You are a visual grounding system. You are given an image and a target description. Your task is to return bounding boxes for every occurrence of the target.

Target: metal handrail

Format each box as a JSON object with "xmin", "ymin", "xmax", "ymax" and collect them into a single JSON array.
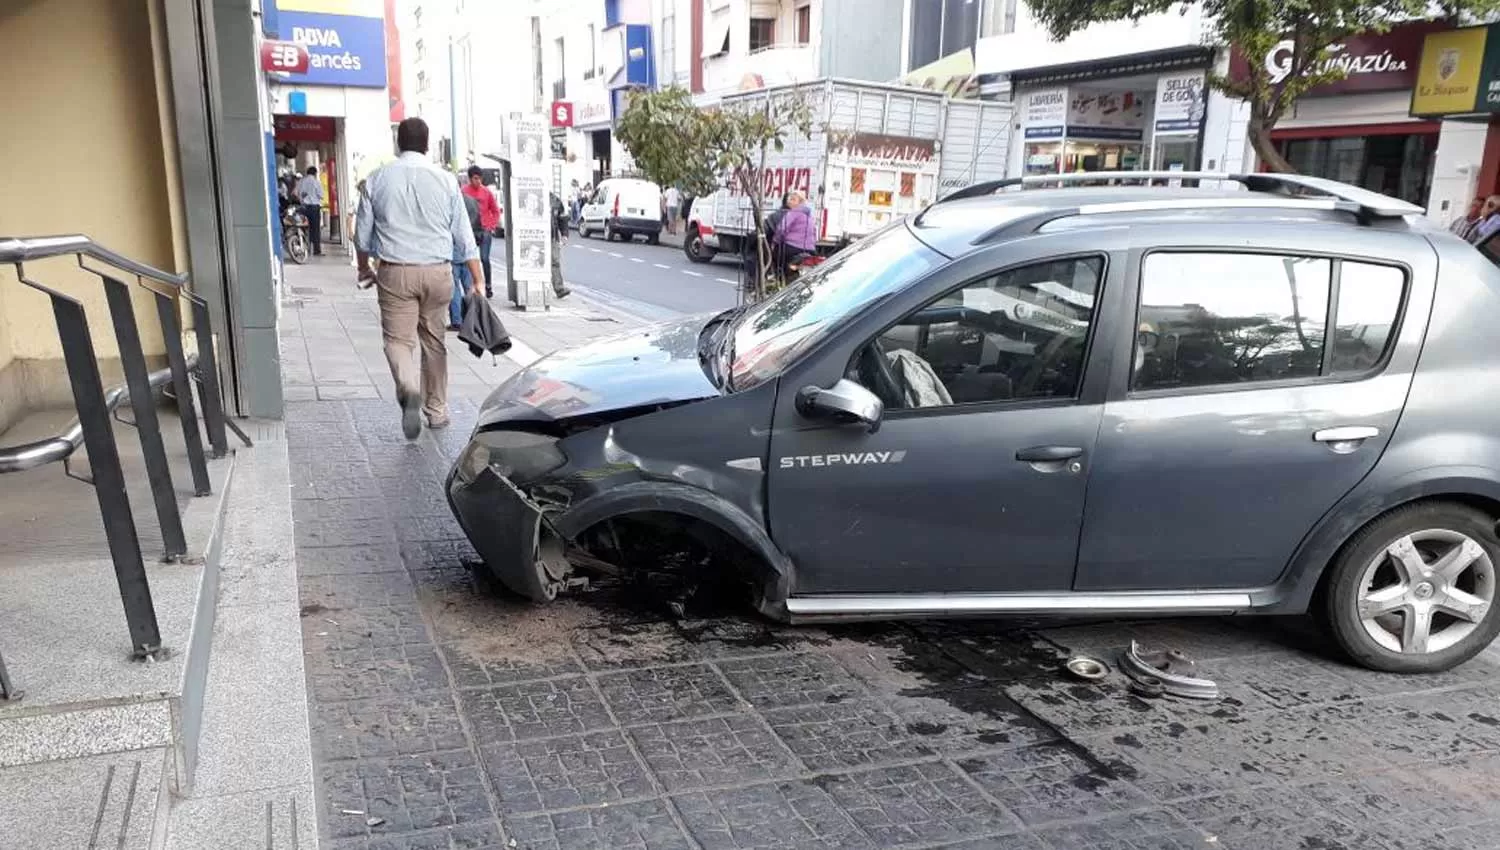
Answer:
[
  {"xmin": 0, "ymin": 355, "xmax": 196, "ymax": 474},
  {"xmin": 0, "ymin": 235, "xmax": 188, "ymax": 288}
]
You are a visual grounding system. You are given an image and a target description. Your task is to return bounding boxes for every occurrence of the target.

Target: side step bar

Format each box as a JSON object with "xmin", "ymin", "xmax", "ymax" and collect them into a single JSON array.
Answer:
[{"xmin": 785, "ymin": 591, "xmax": 1253, "ymax": 619}]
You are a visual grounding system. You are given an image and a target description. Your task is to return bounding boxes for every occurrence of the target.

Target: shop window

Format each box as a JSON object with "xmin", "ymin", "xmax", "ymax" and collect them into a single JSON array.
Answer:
[
  {"xmin": 750, "ymin": 17, "xmax": 776, "ymax": 51},
  {"xmin": 1275, "ymin": 132, "xmax": 1436, "ymax": 206}
]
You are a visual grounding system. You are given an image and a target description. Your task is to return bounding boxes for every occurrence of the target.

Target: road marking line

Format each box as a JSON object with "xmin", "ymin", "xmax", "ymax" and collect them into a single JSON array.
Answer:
[
  {"xmin": 683, "ymin": 270, "xmax": 703, "ymax": 277},
  {"xmin": 653, "ymin": 263, "xmax": 670, "ymax": 269},
  {"xmin": 504, "ymin": 337, "xmax": 543, "ymax": 369},
  {"xmin": 716, "ymin": 277, "xmax": 735, "ymax": 284},
  {"xmin": 609, "ymin": 252, "xmax": 623, "ymax": 258},
  {"xmin": 589, "ymin": 248, "xmax": 601, "ymax": 253},
  {"xmin": 630, "ymin": 257, "xmax": 644, "ymax": 263}
]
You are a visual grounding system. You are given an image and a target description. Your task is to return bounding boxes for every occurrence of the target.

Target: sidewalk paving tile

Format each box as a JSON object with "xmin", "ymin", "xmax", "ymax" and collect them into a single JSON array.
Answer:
[{"xmin": 280, "ymin": 255, "xmax": 1500, "ymax": 848}]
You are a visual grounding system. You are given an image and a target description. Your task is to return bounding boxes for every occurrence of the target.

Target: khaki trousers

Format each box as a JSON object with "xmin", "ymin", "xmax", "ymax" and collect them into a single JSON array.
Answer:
[{"xmin": 375, "ymin": 263, "xmax": 451, "ymax": 421}]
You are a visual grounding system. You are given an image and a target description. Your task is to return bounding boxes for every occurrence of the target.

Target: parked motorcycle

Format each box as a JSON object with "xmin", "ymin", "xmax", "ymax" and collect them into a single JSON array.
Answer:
[{"xmin": 282, "ymin": 207, "xmax": 311, "ymax": 264}]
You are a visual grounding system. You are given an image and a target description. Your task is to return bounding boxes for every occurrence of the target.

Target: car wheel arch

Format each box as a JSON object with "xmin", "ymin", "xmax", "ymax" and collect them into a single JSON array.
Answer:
[
  {"xmin": 550, "ymin": 481, "xmax": 794, "ymax": 619},
  {"xmin": 1266, "ymin": 468, "xmax": 1500, "ymax": 615}
]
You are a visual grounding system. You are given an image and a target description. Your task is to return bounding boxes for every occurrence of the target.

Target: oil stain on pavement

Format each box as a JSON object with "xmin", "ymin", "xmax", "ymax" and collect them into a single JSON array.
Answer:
[{"xmin": 289, "ymin": 399, "xmax": 1500, "ymax": 850}]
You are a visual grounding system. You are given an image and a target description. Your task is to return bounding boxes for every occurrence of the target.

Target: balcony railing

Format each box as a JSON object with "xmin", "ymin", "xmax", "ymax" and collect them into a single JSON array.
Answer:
[{"xmin": 0, "ymin": 234, "xmax": 240, "ymax": 666}]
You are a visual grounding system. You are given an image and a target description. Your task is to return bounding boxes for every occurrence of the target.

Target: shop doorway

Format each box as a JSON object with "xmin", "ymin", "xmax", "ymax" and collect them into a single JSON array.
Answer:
[
  {"xmin": 273, "ymin": 115, "xmax": 345, "ymax": 248},
  {"xmin": 1151, "ymin": 136, "xmax": 1199, "ymax": 172},
  {"xmin": 589, "ymin": 129, "xmax": 612, "ymax": 183}
]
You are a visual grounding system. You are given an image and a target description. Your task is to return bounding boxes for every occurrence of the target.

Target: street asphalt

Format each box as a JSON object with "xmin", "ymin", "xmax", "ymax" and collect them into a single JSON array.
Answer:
[{"xmin": 549, "ymin": 230, "xmax": 743, "ymax": 321}]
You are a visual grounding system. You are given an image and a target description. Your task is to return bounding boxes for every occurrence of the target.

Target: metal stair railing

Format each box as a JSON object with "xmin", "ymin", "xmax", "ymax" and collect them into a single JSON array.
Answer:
[{"xmin": 0, "ymin": 235, "xmax": 238, "ymax": 661}]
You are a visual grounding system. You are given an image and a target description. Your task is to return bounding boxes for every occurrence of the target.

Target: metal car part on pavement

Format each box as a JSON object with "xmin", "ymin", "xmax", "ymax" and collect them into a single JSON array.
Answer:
[
  {"xmin": 1119, "ymin": 640, "xmax": 1219, "ymax": 701},
  {"xmin": 1064, "ymin": 655, "xmax": 1109, "ymax": 682}
]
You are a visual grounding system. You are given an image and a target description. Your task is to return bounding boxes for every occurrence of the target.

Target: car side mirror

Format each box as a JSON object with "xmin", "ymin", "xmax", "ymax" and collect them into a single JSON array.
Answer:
[{"xmin": 796, "ymin": 379, "xmax": 883, "ymax": 432}]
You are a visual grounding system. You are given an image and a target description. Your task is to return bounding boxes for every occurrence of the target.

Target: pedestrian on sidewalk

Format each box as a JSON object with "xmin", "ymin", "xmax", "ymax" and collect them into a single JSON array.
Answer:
[
  {"xmin": 295, "ymin": 165, "xmax": 325, "ymax": 256},
  {"xmin": 450, "ymin": 187, "xmax": 483, "ymax": 330},
  {"xmin": 664, "ymin": 185, "xmax": 681, "ymax": 235},
  {"xmin": 1469, "ymin": 195, "xmax": 1500, "ymax": 244},
  {"xmin": 551, "ymin": 191, "xmax": 572, "ymax": 300},
  {"xmin": 355, "ymin": 117, "xmax": 482, "ymax": 440},
  {"xmin": 1450, "ymin": 196, "xmax": 1484, "ymax": 241},
  {"xmin": 462, "ymin": 166, "xmax": 501, "ymax": 298}
]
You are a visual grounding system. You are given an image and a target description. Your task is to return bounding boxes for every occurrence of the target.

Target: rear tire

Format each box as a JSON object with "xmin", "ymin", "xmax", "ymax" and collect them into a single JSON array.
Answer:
[
  {"xmin": 1322, "ymin": 501, "xmax": 1500, "ymax": 673},
  {"xmin": 647, "ymin": 232, "xmax": 660, "ymax": 246}
]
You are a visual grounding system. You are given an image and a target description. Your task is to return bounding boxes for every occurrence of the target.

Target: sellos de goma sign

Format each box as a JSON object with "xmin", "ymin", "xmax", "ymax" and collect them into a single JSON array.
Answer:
[{"xmin": 1229, "ymin": 19, "xmax": 1452, "ymax": 97}]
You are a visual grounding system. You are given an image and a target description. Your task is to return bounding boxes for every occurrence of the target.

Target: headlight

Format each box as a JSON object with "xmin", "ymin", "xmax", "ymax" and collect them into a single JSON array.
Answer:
[{"xmin": 455, "ymin": 430, "xmax": 566, "ymax": 485}]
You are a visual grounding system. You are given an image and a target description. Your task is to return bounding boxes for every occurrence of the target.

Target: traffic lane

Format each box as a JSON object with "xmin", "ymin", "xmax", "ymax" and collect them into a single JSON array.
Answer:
[{"xmin": 558, "ymin": 235, "xmax": 742, "ymax": 319}]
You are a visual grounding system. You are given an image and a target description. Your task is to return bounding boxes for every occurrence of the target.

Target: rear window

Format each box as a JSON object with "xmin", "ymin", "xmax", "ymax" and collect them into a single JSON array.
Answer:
[{"xmin": 1133, "ymin": 252, "xmax": 1405, "ymax": 393}]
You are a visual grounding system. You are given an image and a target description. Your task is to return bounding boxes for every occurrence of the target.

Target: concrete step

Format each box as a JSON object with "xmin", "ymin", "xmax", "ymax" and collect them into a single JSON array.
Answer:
[
  {"xmin": 0, "ymin": 748, "xmax": 169, "ymax": 849},
  {"xmin": 0, "ymin": 407, "xmax": 236, "ymax": 847}
]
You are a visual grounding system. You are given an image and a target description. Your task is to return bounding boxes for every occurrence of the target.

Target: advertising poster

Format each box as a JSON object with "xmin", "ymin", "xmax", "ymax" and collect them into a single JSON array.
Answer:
[
  {"xmin": 507, "ymin": 114, "xmax": 552, "ymax": 293},
  {"xmin": 1154, "ymin": 72, "xmax": 1207, "ymax": 134},
  {"xmin": 513, "ymin": 176, "xmax": 548, "ymax": 223},
  {"xmin": 1066, "ymin": 88, "xmax": 1150, "ymax": 140}
]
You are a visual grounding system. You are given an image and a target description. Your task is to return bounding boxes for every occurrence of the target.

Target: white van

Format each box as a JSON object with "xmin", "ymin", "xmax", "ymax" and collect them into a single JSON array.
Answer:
[{"xmin": 579, "ymin": 178, "xmax": 663, "ymax": 244}]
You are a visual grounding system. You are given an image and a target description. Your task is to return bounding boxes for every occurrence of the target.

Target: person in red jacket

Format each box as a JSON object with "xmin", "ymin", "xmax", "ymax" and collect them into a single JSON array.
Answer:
[{"xmin": 463, "ymin": 166, "xmax": 502, "ymax": 297}]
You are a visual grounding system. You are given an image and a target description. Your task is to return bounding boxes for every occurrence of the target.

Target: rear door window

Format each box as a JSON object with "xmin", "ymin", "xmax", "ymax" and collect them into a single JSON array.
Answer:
[{"xmin": 1134, "ymin": 252, "xmax": 1405, "ymax": 393}]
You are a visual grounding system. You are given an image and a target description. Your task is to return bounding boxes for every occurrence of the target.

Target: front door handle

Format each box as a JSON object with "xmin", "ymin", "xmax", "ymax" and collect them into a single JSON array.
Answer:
[{"xmin": 1015, "ymin": 445, "xmax": 1084, "ymax": 463}]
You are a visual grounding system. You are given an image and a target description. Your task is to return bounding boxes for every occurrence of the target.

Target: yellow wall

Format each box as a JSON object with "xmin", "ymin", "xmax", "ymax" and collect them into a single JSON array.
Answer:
[{"xmin": 0, "ymin": 0, "xmax": 183, "ymax": 364}]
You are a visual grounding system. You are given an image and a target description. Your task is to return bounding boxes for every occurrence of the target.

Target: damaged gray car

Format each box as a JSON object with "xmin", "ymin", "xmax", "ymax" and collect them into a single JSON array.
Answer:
[{"xmin": 448, "ymin": 171, "xmax": 1500, "ymax": 674}]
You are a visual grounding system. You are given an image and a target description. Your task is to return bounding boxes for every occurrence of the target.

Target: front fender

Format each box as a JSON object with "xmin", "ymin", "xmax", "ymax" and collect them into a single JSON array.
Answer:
[
  {"xmin": 551, "ymin": 481, "xmax": 794, "ymax": 620},
  {"xmin": 1256, "ymin": 466, "xmax": 1500, "ymax": 613}
]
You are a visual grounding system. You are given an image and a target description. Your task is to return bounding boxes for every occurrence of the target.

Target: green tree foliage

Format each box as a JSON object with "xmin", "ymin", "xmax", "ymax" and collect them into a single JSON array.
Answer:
[
  {"xmin": 616, "ymin": 85, "xmax": 814, "ymax": 299},
  {"xmin": 1027, "ymin": 0, "xmax": 1481, "ymax": 172}
]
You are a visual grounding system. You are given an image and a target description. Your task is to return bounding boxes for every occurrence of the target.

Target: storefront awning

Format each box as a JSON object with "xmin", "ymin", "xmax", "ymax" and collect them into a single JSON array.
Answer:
[{"xmin": 1009, "ymin": 46, "xmax": 1215, "ymax": 88}]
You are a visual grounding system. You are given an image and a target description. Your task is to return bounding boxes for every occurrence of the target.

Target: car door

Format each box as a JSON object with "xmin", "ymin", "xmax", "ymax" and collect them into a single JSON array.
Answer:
[
  {"xmin": 1073, "ymin": 225, "xmax": 1434, "ymax": 592},
  {"xmin": 583, "ymin": 186, "xmax": 608, "ymax": 229},
  {"xmin": 766, "ymin": 236, "xmax": 1128, "ymax": 596}
]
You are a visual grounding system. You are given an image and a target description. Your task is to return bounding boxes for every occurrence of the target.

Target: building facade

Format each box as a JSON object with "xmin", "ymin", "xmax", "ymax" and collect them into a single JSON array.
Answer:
[{"xmin": 971, "ymin": 5, "xmax": 1488, "ymax": 225}]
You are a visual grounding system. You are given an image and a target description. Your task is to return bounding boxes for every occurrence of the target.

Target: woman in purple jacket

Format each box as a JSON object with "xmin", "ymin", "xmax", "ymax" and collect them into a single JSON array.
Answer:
[{"xmin": 772, "ymin": 191, "xmax": 816, "ymax": 276}]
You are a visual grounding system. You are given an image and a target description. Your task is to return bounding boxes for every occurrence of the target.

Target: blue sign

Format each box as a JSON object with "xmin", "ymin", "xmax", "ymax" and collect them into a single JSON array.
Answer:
[
  {"xmin": 288, "ymin": 91, "xmax": 308, "ymax": 114},
  {"xmin": 278, "ymin": 11, "xmax": 386, "ymax": 88}
]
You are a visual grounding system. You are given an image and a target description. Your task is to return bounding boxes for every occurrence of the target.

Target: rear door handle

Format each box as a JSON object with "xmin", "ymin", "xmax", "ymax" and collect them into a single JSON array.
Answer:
[
  {"xmin": 1313, "ymin": 426, "xmax": 1379, "ymax": 443},
  {"xmin": 1015, "ymin": 445, "xmax": 1085, "ymax": 463},
  {"xmin": 1313, "ymin": 426, "xmax": 1379, "ymax": 454}
]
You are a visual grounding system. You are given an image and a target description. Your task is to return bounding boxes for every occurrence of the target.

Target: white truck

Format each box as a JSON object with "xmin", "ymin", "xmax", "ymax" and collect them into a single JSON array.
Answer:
[{"xmin": 683, "ymin": 79, "xmax": 1013, "ymax": 264}]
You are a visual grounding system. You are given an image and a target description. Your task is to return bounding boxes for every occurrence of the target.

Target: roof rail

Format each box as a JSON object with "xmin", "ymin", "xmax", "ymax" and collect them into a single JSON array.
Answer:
[{"xmin": 936, "ymin": 170, "xmax": 1422, "ymax": 224}]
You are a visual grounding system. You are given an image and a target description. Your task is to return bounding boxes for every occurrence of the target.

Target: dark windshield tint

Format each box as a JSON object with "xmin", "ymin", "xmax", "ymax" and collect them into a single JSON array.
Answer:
[{"xmin": 729, "ymin": 224, "xmax": 944, "ymax": 390}]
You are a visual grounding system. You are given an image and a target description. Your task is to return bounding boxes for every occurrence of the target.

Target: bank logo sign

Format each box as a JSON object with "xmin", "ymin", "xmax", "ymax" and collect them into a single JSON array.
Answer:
[{"xmin": 269, "ymin": 0, "xmax": 387, "ymax": 88}]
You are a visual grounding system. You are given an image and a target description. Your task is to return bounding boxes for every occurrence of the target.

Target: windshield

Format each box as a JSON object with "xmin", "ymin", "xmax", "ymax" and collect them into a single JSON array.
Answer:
[{"xmin": 728, "ymin": 224, "xmax": 944, "ymax": 390}]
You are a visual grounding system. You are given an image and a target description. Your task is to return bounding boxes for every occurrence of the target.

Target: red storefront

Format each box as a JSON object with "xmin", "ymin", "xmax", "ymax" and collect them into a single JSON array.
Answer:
[{"xmin": 1230, "ymin": 20, "xmax": 1452, "ymax": 206}]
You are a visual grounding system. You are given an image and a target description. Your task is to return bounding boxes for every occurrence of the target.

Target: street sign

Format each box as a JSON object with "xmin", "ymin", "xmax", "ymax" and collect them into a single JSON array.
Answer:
[
  {"xmin": 551, "ymin": 101, "xmax": 574, "ymax": 128},
  {"xmin": 260, "ymin": 40, "xmax": 310, "ymax": 75}
]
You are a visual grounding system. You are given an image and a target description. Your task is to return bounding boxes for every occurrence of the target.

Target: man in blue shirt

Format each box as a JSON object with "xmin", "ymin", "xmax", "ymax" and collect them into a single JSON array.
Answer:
[{"xmin": 355, "ymin": 118, "xmax": 482, "ymax": 439}]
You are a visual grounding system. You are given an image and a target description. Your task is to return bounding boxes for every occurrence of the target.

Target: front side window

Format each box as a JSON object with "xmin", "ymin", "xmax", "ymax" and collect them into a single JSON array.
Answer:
[
  {"xmin": 854, "ymin": 256, "xmax": 1103, "ymax": 410},
  {"xmin": 1134, "ymin": 252, "xmax": 1404, "ymax": 392}
]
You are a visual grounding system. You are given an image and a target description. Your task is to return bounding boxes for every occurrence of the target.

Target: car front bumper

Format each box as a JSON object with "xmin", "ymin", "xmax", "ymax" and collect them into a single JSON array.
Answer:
[{"xmin": 446, "ymin": 465, "xmax": 564, "ymax": 601}]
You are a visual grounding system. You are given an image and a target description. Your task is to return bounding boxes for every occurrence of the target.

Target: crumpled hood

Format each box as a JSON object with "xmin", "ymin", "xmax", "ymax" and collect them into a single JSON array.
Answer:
[{"xmin": 475, "ymin": 313, "xmax": 721, "ymax": 427}]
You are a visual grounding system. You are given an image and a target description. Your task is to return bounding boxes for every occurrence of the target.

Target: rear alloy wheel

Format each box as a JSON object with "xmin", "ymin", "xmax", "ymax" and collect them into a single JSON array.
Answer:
[{"xmin": 1324, "ymin": 502, "xmax": 1500, "ymax": 672}]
